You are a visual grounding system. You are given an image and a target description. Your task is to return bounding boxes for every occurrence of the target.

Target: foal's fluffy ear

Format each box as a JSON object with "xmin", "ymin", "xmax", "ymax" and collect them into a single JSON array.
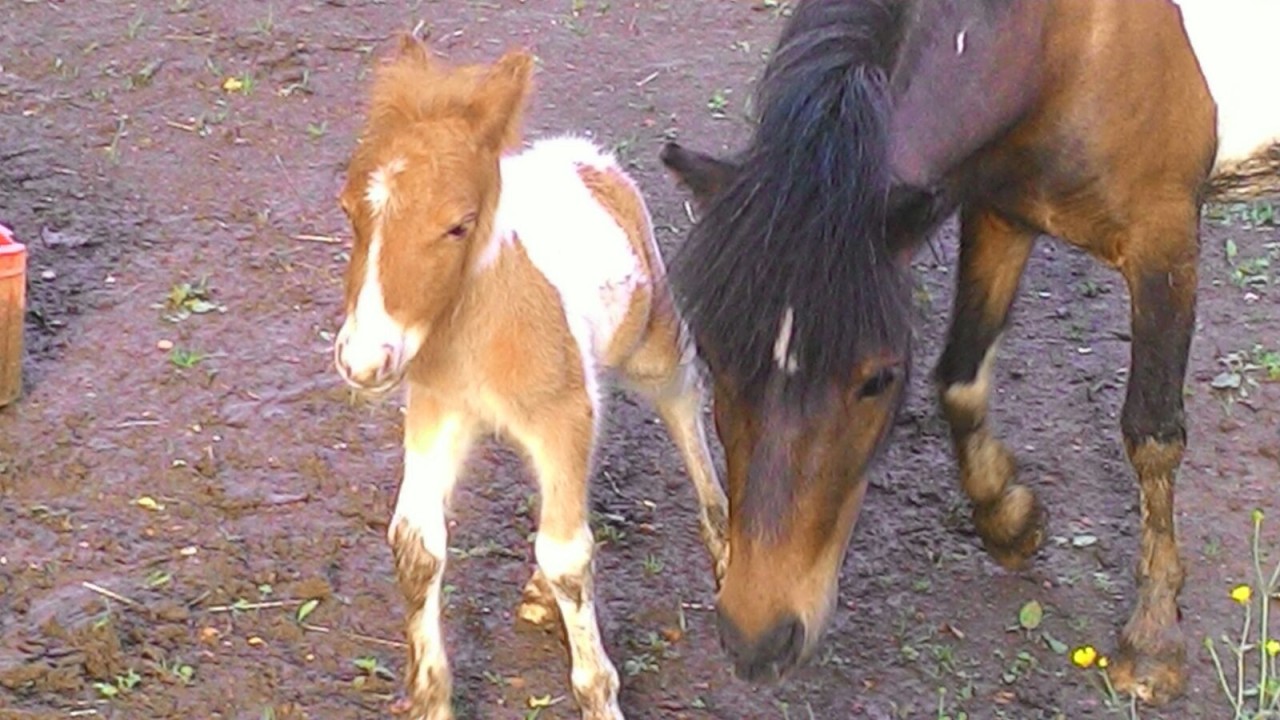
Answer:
[
  {"xmin": 394, "ymin": 32, "xmax": 432, "ymax": 65},
  {"xmin": 469, "ymin": 49, "xmax": 535, "ymax": 152},
  {"xmin": 659, "ymin": 142, "xmax": 738, "ymax": 209}
]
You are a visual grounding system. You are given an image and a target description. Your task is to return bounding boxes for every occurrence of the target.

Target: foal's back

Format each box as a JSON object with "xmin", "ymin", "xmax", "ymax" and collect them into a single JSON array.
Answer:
[{"xmin": 488, "ymin": 136, "xmax": 666, "ymax": 375}]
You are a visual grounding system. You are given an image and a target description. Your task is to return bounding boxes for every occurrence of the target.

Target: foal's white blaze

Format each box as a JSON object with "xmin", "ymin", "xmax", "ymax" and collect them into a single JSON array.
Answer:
[
  {"xmin": 365, "ymin": 158, "xmax": 406, "ymax": 217},
  {"xmin": 1174, "ymin": 1, "xmax": 1280, "ymax": 173},
  {"xmin": 772, "ymin": 305, "xmax": 798, "ymax": 375},
  {"xmin": 336, "ymin": 160, "xmax": 424, "ymax": 388}
]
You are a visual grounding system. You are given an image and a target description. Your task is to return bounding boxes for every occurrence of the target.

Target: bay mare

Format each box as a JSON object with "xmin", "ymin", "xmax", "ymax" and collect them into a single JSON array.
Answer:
[{"xmin": 660, "ymin": 0, "xmax": 1280, "ymax": 705}]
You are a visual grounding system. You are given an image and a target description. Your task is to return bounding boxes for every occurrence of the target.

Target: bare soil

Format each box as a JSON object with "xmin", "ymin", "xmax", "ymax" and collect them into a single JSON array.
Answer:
[{"xmin": 2, "ymin": 2, "xmax": 1277, "ymax": 719}]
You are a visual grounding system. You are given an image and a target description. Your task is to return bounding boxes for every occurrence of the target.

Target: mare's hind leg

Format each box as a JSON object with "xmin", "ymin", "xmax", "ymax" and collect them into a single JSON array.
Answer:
[
  {"xmin": 510, "ymin": 394, "xmax": 622, "ymax": 720},
  {"xmin": 1106, "ymin": 219, "xmax": 1198, "ymax": 705},
  {"xmin": 389, "ymin": 384, "xmax": 476, "ymax": 720},
  {"xmin": 621, "ymin": 310, "xmax": 729, "ymax": 587},
  {"xmin": 935, "ymin": 207, "xmax": 1043, "ymax": 569}
]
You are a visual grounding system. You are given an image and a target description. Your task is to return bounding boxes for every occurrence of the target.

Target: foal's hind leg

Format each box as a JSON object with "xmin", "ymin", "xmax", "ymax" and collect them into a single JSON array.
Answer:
[
  {"xmin": 510, "ymin": 394, "xmax": 623, "ymax": 720},
  {"xmin": 1106, "ymin": 219, "xmax": 1198, "ymax": 705},
  {"xmin": 935, "ymin": 207, "xmax": 1043, "ymax": 568},
  {"xmin": 621, "ymin": 312, "xmax": 729, "ymax": 587},
  {"xmin": 389, "ymin": 385, "xmax": 476, "ymax": 720}
]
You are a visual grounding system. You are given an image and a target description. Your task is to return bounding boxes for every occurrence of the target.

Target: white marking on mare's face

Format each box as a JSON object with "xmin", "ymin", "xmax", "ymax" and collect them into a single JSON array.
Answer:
[
  {"xmin": 772, "ymin": 305, "xmax": 799, "ymax": 375},
  {"xmin": 955, "ymin": 29, "xmax": 967, "ymax": 55}
]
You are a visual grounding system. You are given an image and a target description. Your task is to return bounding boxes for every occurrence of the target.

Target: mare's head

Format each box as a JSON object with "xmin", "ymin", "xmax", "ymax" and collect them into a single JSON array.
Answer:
[
  {"xmin": 333, "ymin": 37, "xmax": 533, "ymax": 392},
  {"xmin": 658, "ymin": 14, "xmax": 913, "ymax": 676},
  {"xmin": 661, "ymin": 136, "xmax": 911, "ymax": 683}
]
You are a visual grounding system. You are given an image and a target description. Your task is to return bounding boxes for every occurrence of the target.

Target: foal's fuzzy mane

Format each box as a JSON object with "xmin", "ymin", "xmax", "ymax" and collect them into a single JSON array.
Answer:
[
  {"xmin": 669, "ymin": 0, "xmax": 911, "ymax": 407},
  {"xmin": 359, "ymin": 38, "xmax": 528, "ymax": 153}
]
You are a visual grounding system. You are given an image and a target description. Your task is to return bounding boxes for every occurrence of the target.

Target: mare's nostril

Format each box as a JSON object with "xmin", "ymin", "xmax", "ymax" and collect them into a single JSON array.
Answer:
[
  {"xmin": 717, "ymin": 610, "xmax": 805, "ymax": 683},
  {"xmin": 716, "ymin": 608, "xmax": 745, "ymax": 659},
  {"xmin": 768, "ymin": 616, "xmax": 805, "ymax": 669}
]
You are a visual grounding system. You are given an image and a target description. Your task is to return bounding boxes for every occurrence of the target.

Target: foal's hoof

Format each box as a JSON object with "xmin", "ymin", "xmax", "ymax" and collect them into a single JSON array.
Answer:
[
  {"xmin": 516, "ymin": 571, "xmax": 559, "ymax": 628},
  {"xmin": 389, "ymin": 694, "xmax": 455, "ymax": 720},
  {"xmin": 701, "ymin": 524, "xmax": 729, "ymax": 590},
  {"xmin": 973, "ymin": 484, "xmax": 1046, "ymax": 570}
]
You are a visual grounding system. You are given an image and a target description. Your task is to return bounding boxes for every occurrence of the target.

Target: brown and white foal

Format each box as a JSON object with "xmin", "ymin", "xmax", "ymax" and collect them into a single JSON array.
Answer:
[{"xmin": 331, "ymin": 37, "xmax": 728, "ymax": 720}]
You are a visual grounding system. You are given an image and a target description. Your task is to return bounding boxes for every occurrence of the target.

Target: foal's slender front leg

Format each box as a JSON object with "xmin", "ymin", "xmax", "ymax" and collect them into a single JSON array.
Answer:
[
  {"xmin": 1107, "ymin": 228, "xmax": 1198, "ymax": 705},
  {"xmin": 934, "ymin": 207, "xmax": 1043, "ymax": 568},
  {"xmin": 389, "ymin": 384, "xmax": 475, "ymax": 720},
  {"xmin": 512, "ymin": 394, "xmax": 623, "ymax": 720}
]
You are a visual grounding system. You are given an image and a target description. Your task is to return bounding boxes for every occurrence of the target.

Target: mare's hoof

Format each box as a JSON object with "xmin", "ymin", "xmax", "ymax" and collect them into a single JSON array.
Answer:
[
  {"xmin": 974, "ymin": 483, "xmax": 1046, "ymax": 570},
  {"xmin": 1108, "ymin": 646, "xmax": 1187, "ymax": 706},
  {"xmin": 1109, "ymin": 620, "xmax": 1188, "ymax": 706}
]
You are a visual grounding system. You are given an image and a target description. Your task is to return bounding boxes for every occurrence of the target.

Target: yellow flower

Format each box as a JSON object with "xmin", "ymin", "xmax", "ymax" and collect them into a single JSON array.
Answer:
[
  {"xmin": 1266, "ymin": 639, "xmax": 1280, "ymax": 658},
  {"xmin": 222, "ymin": 76, "xmax": 244, "ymax": 93},
  {"xmin": 1230, "ymin": 584, "xmax": 1252, "ymax": 604},
  {"xmin": 1072, "ymin": 645, "xmax": 1098, "ymax": 668},
  {"xmin": 1097, "ymin": 655, "xmax": 1109, "ymax": 669}
]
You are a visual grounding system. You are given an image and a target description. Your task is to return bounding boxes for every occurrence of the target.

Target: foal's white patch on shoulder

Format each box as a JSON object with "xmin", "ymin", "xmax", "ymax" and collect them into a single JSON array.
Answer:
[
  {"xmin": 772, "ymin": 306, "xmax": 799, "ymax": 375},
  {"xmin": 1173, "ymin": 1, "xmax": 1280, "ymax": 173},
  {"xmin": 365, "ymin": 158, "xmax": 407, "ymax": 216},
  {"xmin": 484, "ymin": 135, "xmax": 650, "ymax": 382}
]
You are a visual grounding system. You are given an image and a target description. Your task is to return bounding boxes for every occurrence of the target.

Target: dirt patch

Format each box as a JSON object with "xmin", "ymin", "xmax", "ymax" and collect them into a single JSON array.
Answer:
[
  {"xmin": 1, "ymin": 2, "xmax": 1277, "ymax": 719},
  {"xmin": 0, "ymin": 121, "xmax": 151, "ymax": 382}
]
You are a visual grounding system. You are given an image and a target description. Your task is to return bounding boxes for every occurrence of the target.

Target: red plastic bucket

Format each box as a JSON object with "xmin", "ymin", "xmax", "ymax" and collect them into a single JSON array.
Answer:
[{"xmin": 0, "ymin": 223, "xmax": 26, "ymax": 407}]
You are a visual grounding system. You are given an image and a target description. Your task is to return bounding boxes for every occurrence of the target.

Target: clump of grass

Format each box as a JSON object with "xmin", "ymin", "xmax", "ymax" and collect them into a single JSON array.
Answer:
[
  {"xmin": 1070, "ymin": 509, "xmax": 1279, "ymax": 718},
  {"xmin": 1205, "ymin": 509, "xmax": 1280, "ymax": 719}
]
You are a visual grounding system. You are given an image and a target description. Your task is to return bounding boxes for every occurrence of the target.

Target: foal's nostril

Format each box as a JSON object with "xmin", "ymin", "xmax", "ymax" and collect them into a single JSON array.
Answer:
[
  {"xmin": 379, "ymin": 343, "xmax": 398, "ymax": 378},
  {"xmin": 333, "ymin": 339, "xmax": 349, "ymax": 375}
]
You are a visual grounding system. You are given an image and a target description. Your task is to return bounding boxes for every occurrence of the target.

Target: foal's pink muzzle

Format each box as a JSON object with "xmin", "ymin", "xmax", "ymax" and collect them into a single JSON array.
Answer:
[{"xmin": 333, "ymin": 318, "xmax": 407, "ymax": 393}]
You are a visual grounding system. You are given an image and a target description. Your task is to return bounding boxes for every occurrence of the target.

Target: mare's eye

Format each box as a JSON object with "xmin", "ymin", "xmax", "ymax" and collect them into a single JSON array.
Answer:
[
  {"xmin": 859, "ymin": 368, "xmax": 897, "ymax": 399},
  {"xmin": 446, "ymin": 224, "xmax": 468, "ymax": 239}
]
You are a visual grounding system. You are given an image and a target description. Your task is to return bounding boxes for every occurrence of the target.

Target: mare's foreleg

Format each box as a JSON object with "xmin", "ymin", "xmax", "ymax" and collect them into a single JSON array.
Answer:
[
  {"xmin": 1107, "ymin": 220, "xmax": 1198, "ymax": 705},
  {"xmin": 934, "ymin": 206, "xmax": 1043, "ymax": 568}
]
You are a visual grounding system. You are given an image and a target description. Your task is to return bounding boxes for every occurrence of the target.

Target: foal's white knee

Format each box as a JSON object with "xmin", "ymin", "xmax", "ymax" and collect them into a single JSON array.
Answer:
[{"xmin": 535, "ymin": 524, "xmax": 595, "ymax": 589}]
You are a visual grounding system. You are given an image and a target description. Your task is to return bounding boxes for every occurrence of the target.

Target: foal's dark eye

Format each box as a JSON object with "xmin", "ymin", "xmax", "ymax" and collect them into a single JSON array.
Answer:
[
  {"xmin": 445, "ymin": 224, "xmax": 469, "ymax": 239},
  {"xmin": 859, "ymin": 368, "xmax": 897, "ymax": 399}
]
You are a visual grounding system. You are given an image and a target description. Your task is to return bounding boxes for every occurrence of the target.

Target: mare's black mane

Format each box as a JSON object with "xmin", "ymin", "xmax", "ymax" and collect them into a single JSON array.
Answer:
[{"xmin": 669, "ymin": 0, "xmax": 914, "ymax": 407}]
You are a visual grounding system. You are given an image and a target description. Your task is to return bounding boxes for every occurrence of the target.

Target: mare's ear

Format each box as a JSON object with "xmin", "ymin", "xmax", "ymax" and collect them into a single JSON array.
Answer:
[
  {"xmin": 659, "ymin": 142, "xmax": 739, "ymax": 209},
  {"xmin": 468, "ymin": 49, "xmax": 535, "ymax": 152}
]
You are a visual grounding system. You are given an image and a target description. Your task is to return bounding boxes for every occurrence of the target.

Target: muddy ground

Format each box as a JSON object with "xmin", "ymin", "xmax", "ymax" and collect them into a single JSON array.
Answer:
[{"xmin": 1, "ymin": 2, "xmax": 1278, "ymax": 719}]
